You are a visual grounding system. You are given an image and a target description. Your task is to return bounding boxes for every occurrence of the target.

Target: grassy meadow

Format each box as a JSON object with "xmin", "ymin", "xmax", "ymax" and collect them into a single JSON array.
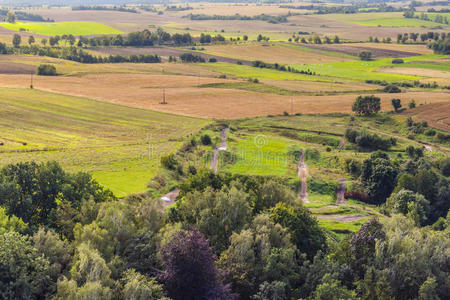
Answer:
[
  {"xmin": 0, "ymin": 87, "xmax": 208, "ymax": 196},
  {"xmin": 0, "ymin": 21, "xmax": 123, "ymax": 36}
]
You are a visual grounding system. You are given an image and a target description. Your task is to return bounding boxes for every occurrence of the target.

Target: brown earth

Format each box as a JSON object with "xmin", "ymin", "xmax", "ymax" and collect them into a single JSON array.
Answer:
[
  {"xmin": 403, "ymin": 102, "xmax": 450, "ymax": 132},
  {"xmin": 0, "ymin": 62, "xmax": 35, "ymax": 74},
  {"xmin": 0, "ymin": 73, "xmax": 448, "ymax": 119},
  {"xmin": 92, "ymin": 46, "xmax": 252, "ymax": 64},
  {"xmin": 299, "ymin": 43, "xmax": 423, "ymax": 58}
]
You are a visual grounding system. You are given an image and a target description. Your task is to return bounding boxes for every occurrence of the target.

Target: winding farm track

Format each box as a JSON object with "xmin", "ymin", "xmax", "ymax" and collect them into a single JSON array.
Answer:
[
  {"xmin": 210, "ymin": 128, "xmax": 229, "ymax": 173},
  {"xmin": 336, "ymin": 178, "xmax": 347, "ymax": 204},
  {"xmin": 160, "ymin": 188, "xmax": 180, "ymax": 208},
  {"xmin": 298, "ymin": 148, "xmax": 309, "ymax": 203}
]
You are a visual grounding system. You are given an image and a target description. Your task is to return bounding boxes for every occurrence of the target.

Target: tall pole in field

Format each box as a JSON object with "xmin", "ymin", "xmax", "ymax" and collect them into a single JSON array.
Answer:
[{"xmin": 161, "ymin": 88, "xmax": 167, "ymax": 104}]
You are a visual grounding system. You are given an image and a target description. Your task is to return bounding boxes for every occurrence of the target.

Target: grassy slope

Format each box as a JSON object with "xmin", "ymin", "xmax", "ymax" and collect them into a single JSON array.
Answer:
[
  {"xmin": 0, "ymin": 87, "xmax": 209, "ymax": 196},
  {"xmin": 0, "ymin": 22, "xmax": 123, "ymax": 36}
]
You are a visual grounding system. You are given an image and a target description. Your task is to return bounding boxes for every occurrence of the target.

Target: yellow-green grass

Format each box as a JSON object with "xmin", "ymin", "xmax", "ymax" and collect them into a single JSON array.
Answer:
[
  {"xmin": 319, "ymin": 12, "xmax": 446, "ymax": 28},
  {"xmin": 220, "ymin": 132, "xmax": 299, "ymax": 177},
  {"xmin": 0, "ymin": 87, "xmax": 209, "ymax": 196},
  {"xmin": 204, "ymin": 62, "xmax": 333, "ymax": 81},
  {"xmin": 0, "ymin": 22, "xmax": 123, "ymax": 36},
  {"xmin": 292, "ymin": 54, "xmax": 447, "ymax": 82}
]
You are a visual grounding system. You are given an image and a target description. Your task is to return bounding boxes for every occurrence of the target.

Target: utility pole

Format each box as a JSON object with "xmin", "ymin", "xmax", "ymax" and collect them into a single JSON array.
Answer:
[
  {"xmin": 160, "ymin": 88, "xmax": 167, "ymax": 104},
  {"xmin": 30, "ymin": 72, "xmax": 33, "ymax": 89}
]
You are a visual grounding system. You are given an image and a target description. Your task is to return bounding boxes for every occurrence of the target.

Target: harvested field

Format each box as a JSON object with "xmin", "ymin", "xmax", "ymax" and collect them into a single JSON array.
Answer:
[
  {"xmin": 403, "ymin": 102, "xmax": 450, "ymax": 131},
  {"xmin": 0, "ymin": 73, "xmax": 447, "ymax": 119},
  {"xmin": 380, "ymin": 67, "xmax": 450, "ymax": 80},
  {"xmin": 91, "ymin": 46, "xmax": 252, "ymax": 64},
  {"xmin": 340, "ymin": 43, "xmax": 433, "ymax": 55},
  {"xmin": 175, "ymin": 3, "xmax": 297, "ymax": 16},
  {"xmin": 0, "ymin": 62, "xmax": 35, "ymax": 74},
  {"xmin": 0, "ymin": 55, "xmax": 223, "ymax": 77},
  {"xmin": 300, "ymin": 43, "xmax": 423, "ymax": 58},
  {"xmin": 199, "ymin": 42, "xmax": 353, "ymax": 64}
]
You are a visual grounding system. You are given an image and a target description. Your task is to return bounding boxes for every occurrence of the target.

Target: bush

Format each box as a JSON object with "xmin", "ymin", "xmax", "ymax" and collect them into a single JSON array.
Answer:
[
  {"xmin": 37, "ymin": 64, "xmax": 57, "ymax": 76},
  {"xmin": 392, "ymin": 58, "xmax": 404, "ymax": 64},
  {"xmin": 345, "ymin": 128, "xmax": 394, "ymax": 151},
  {"xmin": 161, "ymin": 154, "xmax": 178, "ymax": 170},
  {"xmin": 425, "ymin": 129, "xmax": 436, "ymax": 136},
  {"xmin": 383, "ymin": 85, "xmax": 401, "ymax": 93},
  {"xmin": 200, "ymin": 134, "xmax": 212, "ymax": 145},
  {"xmin": 359, "ymin": 51, "xmax": 372, "ymax": 61},
  {"xmin": 208, "ymin": 58, "xmax": 217, "ymax": 63},
  {"xmin": 440, "ymin": 158, "xmax": 450, "ymax": 176},
  {"xmin": 436, "ymin": 132, "xmax": 450, "ymax": 141},
  {"xmin": 345, "ymin": 190, "xmax": 370, "ymax": 202}
]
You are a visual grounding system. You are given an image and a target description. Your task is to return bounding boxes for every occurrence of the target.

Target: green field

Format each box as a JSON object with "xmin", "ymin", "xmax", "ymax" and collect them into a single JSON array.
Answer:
[
  {"xmin": 321, "ymin": 12, "xmax": 446, "ymax": 28},
  {"xmin": 205, "ymin": 62, "xmax": 333, "ymax": 81},
  {"xmin": 0, "ymin": 21, "xmax": 123, "ymax": 36},
  {"xmin": 204, "ymin": 54, "xmax": 447, "ymax": 83},
  {"xmin": 291, "ymin": 55, "xmax": 447, "ymax": 82},
  {"xmin": 0, "ymin": 88, "xmax": 208, "ymax": 196}
]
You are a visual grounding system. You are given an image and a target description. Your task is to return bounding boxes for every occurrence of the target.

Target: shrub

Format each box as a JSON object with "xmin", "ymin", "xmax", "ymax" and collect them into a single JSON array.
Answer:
[
  {"xmin": 383, "ymin": 85, "xmax": 401, "ymax": 93},
  {"xmin": 200, "ymin": 134, "xmax": 212, "ymax": 145},
  {"xmin": 392, "ymin": 58, "xmax": 404, "ymax": 64},
  {"xmin": 359, "ymin": 51, "xmax": 372, "ymax": 61},
  {"xmin": 37, "ymin": 64, "xmax": 57, "ymax": 76},
  {"xmin": 440, "ymin": 158, "xmax": 450, "ymax": 176},
  {"xmin": 425, "ymin": 129, "xmax": 436, "ymax": 136},
  {"xmin": 436, "ymin": 133, "xmax": 450, "ymax": 141},
  {"xmin": 208, "ymin": 58, "xmax": 217, "ymax": 63},
  {"xmin": 345, "ymin": 190, "xmax": 370, "ymax": 202},
  {"xmin": 161, "ymin": 154, "xmax": 178, "ymax": 170}
]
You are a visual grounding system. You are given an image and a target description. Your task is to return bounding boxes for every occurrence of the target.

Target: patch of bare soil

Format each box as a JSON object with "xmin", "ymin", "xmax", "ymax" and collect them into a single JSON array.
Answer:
[
  {"xmin": 0, "ymin": 62, "xmax": 35, "ymax": 74},
  {"xmin": 298, "ymin": 148, "xmax": 309, "ymax": 203},
  {"xmin": 336, "ymin": 179, "xmax": 347, "ymax": 205},
  {"xmin": 210, "ymin": 128, "xmax": 228, "ymax": 173},
  {"xmin": 299, "ymin": 43, "xmax": 422, "ymax": 58},
  {"xmin": 160, "ymin": 188, "xmax": 180, "ymax": 208}
]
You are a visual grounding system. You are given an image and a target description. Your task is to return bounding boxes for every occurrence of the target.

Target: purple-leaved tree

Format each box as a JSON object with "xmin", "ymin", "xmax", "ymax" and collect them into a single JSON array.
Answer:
[{"xmin": 159, "ymin": 229, "xmax": 235, "ymax": 300}]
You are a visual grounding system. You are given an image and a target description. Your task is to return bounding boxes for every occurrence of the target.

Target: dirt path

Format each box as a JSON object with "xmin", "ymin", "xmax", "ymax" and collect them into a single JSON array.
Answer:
[
  {"xmin": 338, "ymin": 138, "xmax": 346, "ymax": 150},
  {"xmin": 160, "ymin": 188, "xmax": 180, "ymax": 208},
  {"xmin": 298, "ymin": 148, "xmax": 309, "ymax": 203},
  {"xmin": 317, "ymin": 214, "xmax": 367, "ymax": 222},
  {"xmin": 336, "ymin": 178, "xmax": 347, "ymax": 205},
  {"xmin": 210, "ymin": 128, "xmax": 229, "ymax": 173}
]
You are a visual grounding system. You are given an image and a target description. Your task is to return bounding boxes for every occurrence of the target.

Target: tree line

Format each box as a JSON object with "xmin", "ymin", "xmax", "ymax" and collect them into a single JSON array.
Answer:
[
  {"xmin": 186, "ymin": 13, "xmax": 291, "ymax": 24},
  {"xmin": 2, "ymin": 40, "xmax": 161, "ymax": 64},
  {"xmin": 71, "ymin": 5, "xmax": 138, "ymax": 13}
]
